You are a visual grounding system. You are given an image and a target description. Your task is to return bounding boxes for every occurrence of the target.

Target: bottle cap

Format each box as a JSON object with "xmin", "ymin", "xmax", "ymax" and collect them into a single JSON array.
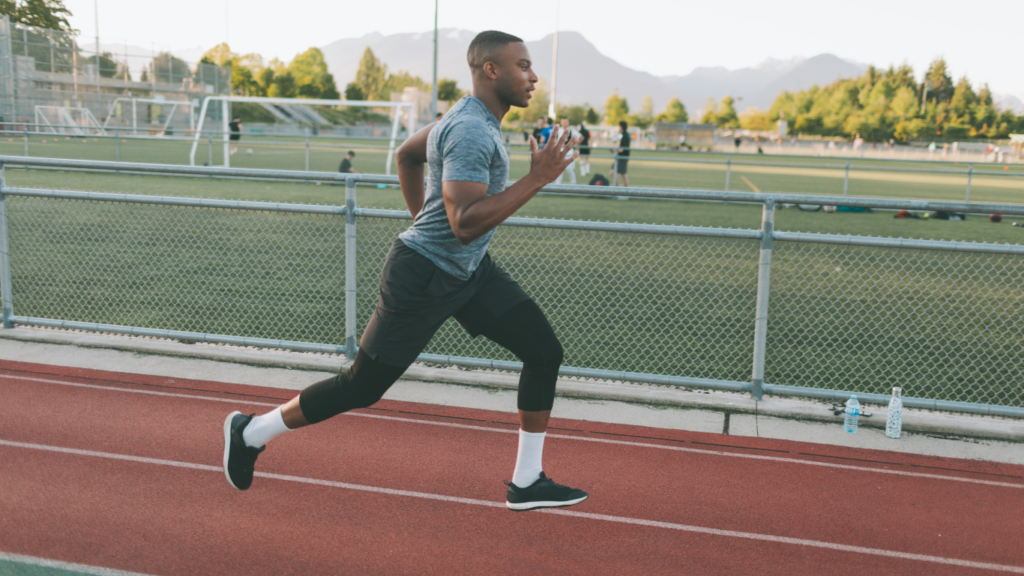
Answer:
[{"xmin": 893, "ymin": 387, "xmax": 901, "ymax": 396}]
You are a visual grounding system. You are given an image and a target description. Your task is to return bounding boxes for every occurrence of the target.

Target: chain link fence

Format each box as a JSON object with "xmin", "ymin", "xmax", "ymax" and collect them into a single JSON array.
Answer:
[{"xmin": 0, "ymin": 158, "xmax": 1022, "ymax": 416}]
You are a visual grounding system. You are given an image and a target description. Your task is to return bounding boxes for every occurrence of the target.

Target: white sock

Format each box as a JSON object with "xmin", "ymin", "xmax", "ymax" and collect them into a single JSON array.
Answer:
[
  {"xmin": 242, "ymin": 406, "xmax": 290, "ymax": 448},
  {"xmin": 511, "ymin": 430, "xmax": 545, "ymax": 487}
]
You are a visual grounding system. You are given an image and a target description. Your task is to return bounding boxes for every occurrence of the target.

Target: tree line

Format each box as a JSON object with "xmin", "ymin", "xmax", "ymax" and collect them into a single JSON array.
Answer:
[{"xmin": 702, "ymin": 59, "xmax": 1024, "ymax": 142}]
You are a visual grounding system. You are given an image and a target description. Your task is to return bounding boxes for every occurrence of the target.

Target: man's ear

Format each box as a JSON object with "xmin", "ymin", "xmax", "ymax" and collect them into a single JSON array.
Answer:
[{"xmin": 482, "ymin": 61, "xmax": 499, "ymax": 80}]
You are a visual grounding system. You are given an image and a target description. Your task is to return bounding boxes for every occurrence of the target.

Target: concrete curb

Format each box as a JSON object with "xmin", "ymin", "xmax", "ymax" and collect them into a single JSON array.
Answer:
[{"xmin": 1, "ymin": 327, "xmax": 1021, "ymax": 442}]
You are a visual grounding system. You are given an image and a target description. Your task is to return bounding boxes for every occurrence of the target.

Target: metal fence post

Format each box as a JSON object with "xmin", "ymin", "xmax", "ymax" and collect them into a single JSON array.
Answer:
[
  {"xmin": 305, "ymin": 135, "xmax": 310, "ymax": 172},
  {"xmin": 842, "ymin": 158, "xmax": 850, "ymax": 197},
  {"xmin": 115, "ymin": 128, "xmax": 120, "ymax": 168},
  {"xmin": 207, "ymin": 134, "xmax": 213, "ymax": 167},
  {"xmin": 23, "ymin": 128, "xmax": 28, "ymax": 161},
  {"xmin": 750, "ymin": 198, "xmax": 775, "ymax": 401},
  {"xmin": 0, "ymin": 163, "xmax": 14, "ymax": 328},
  {"xmin": 344, "ymin": 177, "xmax": 357, "ymax": 360},
  {"xmin": 724, "ymin": 152, "xmax": 732, "ymax": 191},
  {"xmin": 965, "ymin": 163, "xmax": 973, "ymax": 203}
]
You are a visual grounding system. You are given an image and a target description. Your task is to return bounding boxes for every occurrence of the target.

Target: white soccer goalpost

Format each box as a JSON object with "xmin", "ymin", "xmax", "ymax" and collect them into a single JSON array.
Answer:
[
  {"xmin": 188, "ymin": 96, "xmax": 415, "ymax": 175},
  {"xmin": 34, "ymin": 106, "xmax": 107, "ymax": 136},
  {"xmin": 103, "ymin": 97, "xmax": 197, "ymax": 136}
]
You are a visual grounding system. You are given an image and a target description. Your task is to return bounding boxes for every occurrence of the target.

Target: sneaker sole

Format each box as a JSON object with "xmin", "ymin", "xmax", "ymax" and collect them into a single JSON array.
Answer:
[
  {"xmin": 505, "ymin": 494, "xmax": 588, "ymax": 511},
  {"xmin": 223, "ymin": 411, "xmax": 243, "ymax": 490}
]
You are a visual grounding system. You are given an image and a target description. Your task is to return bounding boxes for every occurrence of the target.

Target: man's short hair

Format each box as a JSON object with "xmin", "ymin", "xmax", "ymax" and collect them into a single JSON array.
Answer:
[
  {"xmin": 619, "ymin": 120, "xmax": 629, "ymax": 131},
  {"xmin": 467, "ymin": 30, "xmax": 523, "ymax": 70},
  {"xmin": 347, "ymin": 151, "xmax": 355, "ymax": 157},
  {"xmin": 547, "ymin": 117, "xmax": 554, "ymax": 125}
]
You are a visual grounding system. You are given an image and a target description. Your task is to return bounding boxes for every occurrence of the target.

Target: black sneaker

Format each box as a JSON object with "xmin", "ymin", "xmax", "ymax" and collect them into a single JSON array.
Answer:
[
  {"xmin": 505, "ymin": 472, "xmax": 588, "ymax": 511},
  {"xmin": 223, "ymin": 411, "xmax": 264, "ymax": 490}
]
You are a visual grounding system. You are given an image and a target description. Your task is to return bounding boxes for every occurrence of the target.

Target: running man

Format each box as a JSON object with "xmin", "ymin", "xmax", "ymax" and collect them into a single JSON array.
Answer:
[{"xmin": 223, "ymin": 31, "xmax": 588, "ymax": 512}]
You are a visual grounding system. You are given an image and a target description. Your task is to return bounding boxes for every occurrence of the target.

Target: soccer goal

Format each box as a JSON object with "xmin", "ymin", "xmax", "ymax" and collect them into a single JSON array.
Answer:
[
  {"xmin": 34, "ymin": 106, "xmax": 107, "ymax": 136},
  {"xmin": 188, "ymin": 96, "xmax": 415, "ymax": 175},
  {"xmin": 103, "ymin": 97, "xmax": 197, "ymax": 136}
]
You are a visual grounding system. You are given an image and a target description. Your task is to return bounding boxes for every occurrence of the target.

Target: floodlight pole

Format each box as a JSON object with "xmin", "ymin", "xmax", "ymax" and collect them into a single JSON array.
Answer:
[
  {"xmin": 430, "ymin": 0, "xmax": 438, "ymax": 121},
  {"xmin": 547, "ymin": 0, "xmax": 560, "ymax": 120},
  {"xmin": 94, "ymin": 0, "xmax": 101, "ymax": 96}
]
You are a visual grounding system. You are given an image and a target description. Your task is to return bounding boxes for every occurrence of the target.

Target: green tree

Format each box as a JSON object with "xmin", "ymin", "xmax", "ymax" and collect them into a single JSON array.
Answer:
[
  {"xmin": 289, "ymin": 47, "xmax": 339, "ymax": 99},
  {"xmin": 654, "ymin": 97, "xmax": 688, "ymax": 123},
  {"xmin": 355, "ymin": 47, "xmax": 387, "ymax": 101},
  {"xmin": 584, "ymin": 107, "xmax": 599, "ymax": 124},
  {"xmin": 344, "ymin": 82, "xmax": 365, "ymax": 101},
  {"xmin": 1, "ymin": 0, "xmax": 73, "ymax": 31},
  {"xmin": 151, "ymin": 52, "xmax": 191, "ymax": 84},
  {"xmin": 268, "ymin": 71, "xmax": 296, "ymax": 98},
  {"xmin": 923, "ymin": 58, "xmax": 954, "ymax": 103},
  {"xmin": 604, "ymin": 89, "xmax": 629, "ymax": 125},
  {"xmin": 700, "ymin": 97, "xmax": 717, "ymax": 123},
  {"xmin": 712, "ymin": 96, "xmax": 739, "ymax": 128},
  {"xmin": 437, "ymin": 78, "xmax": 466, "ymax": 103},
  {"xmin": 97, "ymin": 52, "xmax": 118, "ymax": 78},
  {"xmin": 556, "ymin": 103, "xmax": 589, "ymax": 125},
  {"xmin": 627, "ymin": 95, "xmax": 654, "ymax": 128},
  {"xmin": 383, "ymin": 70, "xmax": 429, "ymax": 98}
]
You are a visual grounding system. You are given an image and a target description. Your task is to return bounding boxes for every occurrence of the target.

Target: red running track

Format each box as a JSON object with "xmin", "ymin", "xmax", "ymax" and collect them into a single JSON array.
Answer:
[{"xmin": 0, "ymin": 359, "xmax": 1022, "ymax": 575}]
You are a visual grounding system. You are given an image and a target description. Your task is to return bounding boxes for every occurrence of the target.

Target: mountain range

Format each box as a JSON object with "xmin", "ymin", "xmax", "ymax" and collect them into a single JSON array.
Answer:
[{"xmin": 320, "ymin": 29, "xmax": 869, "ymax": 116}]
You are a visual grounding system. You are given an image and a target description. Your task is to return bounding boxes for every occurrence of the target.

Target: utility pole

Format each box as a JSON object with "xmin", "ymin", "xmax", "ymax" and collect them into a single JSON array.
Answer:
[
  {"xmin": 920, "ymin": 80, "xmax": 929, "ymax": 114},
  {"xmin": 430, "ymin": 0, "xmax": 438, "ymax": 121},
  {"xmin": 546, "ymin": 0, "xmax": 560, "ymax": 121},
  {"xmin": 225, "ymin": 0, "xmax": 229, "ymax": 45}
]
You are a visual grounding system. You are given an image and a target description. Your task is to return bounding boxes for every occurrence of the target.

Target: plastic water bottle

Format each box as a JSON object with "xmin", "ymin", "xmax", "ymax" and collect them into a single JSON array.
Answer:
[
  {"xmin": 843, "ymin": 396, "xmax": 860, "ymax": 434},
  {"xmin": 886, "ymin": 387, "xmax": 903, "ymax": 439}
]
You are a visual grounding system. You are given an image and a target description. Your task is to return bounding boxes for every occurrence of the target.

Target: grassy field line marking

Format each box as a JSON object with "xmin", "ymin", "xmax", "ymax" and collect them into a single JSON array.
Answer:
[
  {"xmin": 0, "ymin": 551, "xmax": 159, "ymax": 575},
  {"xmin": 741, "ymin": 176, "xmax": 760, "ymax": 192},
  {"xmin": 3, "ymin": 438, "xmax": 1023, "ymax": 573},
  {"xmin": 4, "ymin": 373, "xmax": 1022, "ymax": 488}
]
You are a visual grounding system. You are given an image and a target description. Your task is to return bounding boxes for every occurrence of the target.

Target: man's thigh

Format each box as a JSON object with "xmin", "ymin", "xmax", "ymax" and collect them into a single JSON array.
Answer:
[{"xmin": 360, "ymin": 240, "xmax": 471, "ymax": 366}]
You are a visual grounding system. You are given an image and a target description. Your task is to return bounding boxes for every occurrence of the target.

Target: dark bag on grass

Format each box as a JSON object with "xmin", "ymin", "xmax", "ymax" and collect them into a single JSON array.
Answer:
[{"xmin": 589, "ymin": 174, "xmax": 609, "ymax": 186}]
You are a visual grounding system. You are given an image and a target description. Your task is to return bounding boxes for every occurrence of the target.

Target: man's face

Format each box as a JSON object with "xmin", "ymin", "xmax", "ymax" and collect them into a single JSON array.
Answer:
[
  {"xmin": 493, "ymin": 42, "xmax": 537, "ymax": 109},
  {"xmin": 560, "ymin": 118, "xmax": 569, "ymax": 129}
]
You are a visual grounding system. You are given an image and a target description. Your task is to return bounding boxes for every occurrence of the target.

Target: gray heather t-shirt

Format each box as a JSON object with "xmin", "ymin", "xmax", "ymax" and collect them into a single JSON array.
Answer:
[{"xmin": 398, "ymin": 96, "xmax": 509, "ymax": 280}]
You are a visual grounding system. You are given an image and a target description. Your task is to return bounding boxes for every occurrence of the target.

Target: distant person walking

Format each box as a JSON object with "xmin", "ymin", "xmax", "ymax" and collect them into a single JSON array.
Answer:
[
  {"xmin": 228, "ymin": 117, "xmax": 242, "ymax": 156},
  {"xmin": 612, "ymin": 120, "xmax": 630, "ymax": 187},
  {"xmin": 541, "ymin": 117, "xmax": 554, "ymax": 145},
  {"xmin": 531, "ymin": 118, "xmax": 545, "ymax": 144},
  {"xmin": 577, "ymin": 121, "xmax": 591, "ymax": 176},
  {"xmin": 338, "ymin": 150, "xmax": 359, "ymax": 173},
  {"xmin": 555, "ymin": 117, "xmax": 579, "ymax": 185}
]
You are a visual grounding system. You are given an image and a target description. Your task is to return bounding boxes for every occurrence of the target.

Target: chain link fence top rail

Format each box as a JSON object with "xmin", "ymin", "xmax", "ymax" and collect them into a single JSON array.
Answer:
[{"xmin": 0, "ymin": 159, "xmax": 1022, "ymax": 416}]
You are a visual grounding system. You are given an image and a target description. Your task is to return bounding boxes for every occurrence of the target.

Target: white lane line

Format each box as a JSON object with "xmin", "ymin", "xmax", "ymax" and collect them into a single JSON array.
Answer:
[
  {"xmin": 2, "ymin": 438, "xmax": 1022, "ymax": 574},
  {"xmin": 4, "ymin": 373, "xmax": 1023, "ymax": 489},
  {"xmin": 0, "ymin": 551, "xmax": 158, "ymax": 576}
]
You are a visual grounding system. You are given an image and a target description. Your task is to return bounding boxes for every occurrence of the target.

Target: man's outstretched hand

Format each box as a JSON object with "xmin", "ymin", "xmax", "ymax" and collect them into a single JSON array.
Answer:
[{"xmin": 527, "ymin": 129, "xmax": 579, "ymax": 184}]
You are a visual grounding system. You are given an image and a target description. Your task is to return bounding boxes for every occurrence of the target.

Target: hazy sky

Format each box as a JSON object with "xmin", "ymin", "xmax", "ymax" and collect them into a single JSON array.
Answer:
[{"xmin": 64, "ymin": 0, "xmax": 1024, "ymax": 99}]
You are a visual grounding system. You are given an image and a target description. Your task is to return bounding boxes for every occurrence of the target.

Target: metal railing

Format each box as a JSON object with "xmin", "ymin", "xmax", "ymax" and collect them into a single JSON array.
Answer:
[{"xmin": 1, "ymin": 156, "xmax": 1022, "ymax": 418}]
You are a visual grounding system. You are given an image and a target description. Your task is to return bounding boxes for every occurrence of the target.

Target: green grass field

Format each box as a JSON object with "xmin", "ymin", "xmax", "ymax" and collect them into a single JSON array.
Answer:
[
  {"xmin": 1, "ymin": 140, "xmax": 1022, "ymax": 408},
  {"xmin": 2, "ymin": 133, "xmax": 1022, "ymax": 206}
]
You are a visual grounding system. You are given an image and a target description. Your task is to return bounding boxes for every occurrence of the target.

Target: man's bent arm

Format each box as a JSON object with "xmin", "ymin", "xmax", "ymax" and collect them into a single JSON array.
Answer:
[
  {"xmin": 396, "ymin": 122, "xmax": 436, "ymax": 219},
  {"xmin": 444, "ymin": 130, "xmax": 577, "ymax": 245}
]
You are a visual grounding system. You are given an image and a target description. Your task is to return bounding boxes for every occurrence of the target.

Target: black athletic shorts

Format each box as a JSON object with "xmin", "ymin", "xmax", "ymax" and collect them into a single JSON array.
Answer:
[
  {"xmin": 615, "ymin": 158, "xmax": 629, "ymax": 174},
  {"xmin": 359, "ymin": 239, "xmax": 532, "ymax": 366},
  {"xmin": 579, "ymin": 146, "xmax": 590, "ymax": 156}
]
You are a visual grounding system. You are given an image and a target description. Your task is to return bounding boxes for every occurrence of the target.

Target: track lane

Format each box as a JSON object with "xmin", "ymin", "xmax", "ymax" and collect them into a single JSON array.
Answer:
[{"xmin": 1, "ymin": 365, "xmax": 1022, "ymax": 574}]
